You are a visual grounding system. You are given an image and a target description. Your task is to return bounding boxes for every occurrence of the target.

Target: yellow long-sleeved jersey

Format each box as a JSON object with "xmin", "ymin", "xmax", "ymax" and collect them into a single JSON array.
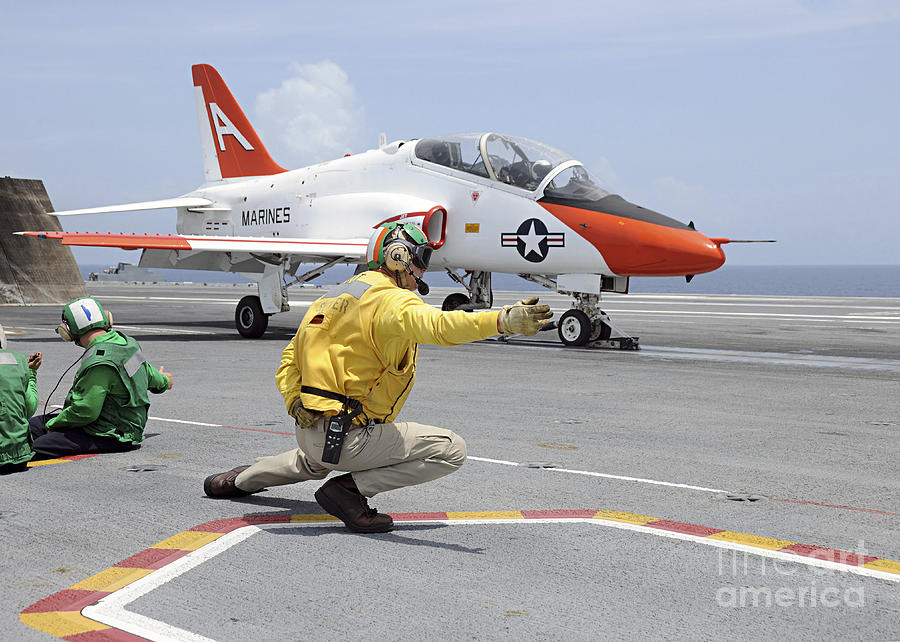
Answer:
[{"xmin": 276, "ymin": 270, "xmax": 500, "ymax": 423}]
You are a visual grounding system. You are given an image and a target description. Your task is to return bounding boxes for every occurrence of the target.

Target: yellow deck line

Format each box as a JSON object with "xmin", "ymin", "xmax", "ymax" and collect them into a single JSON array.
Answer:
[
  {"xmin": 446, "ymin": 510, "xmax": 524, "ymax": 520},
  {"xmin": 69, "ymin": 567, "xmax": 154, "ymax": 592},
  {"xmin": 707, "ymin": 531, "xmax": 796, "ymax": 550},
  {"xmin": 19, "ymin": 611, "xmax": 109, "ymax": 637},
  {"xmin": 151, "ymin": 531, "xmax": 224, "ymax": 551}
]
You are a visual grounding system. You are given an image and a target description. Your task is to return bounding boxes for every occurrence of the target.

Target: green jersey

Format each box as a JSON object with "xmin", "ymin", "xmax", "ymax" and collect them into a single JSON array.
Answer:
[
  {"xmin": 47, "ymin": 331, "xmax": 169, "ymax": 445},
  {"xmin": 0, "ymin": 350, "xmax": 38, "ymax": 465}
]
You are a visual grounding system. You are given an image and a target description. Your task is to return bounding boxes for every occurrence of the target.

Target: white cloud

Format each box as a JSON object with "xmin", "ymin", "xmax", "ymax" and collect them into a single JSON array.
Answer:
[{"xmin": 254, "ymin": 61, "xmax": 365, "ymax": 167}]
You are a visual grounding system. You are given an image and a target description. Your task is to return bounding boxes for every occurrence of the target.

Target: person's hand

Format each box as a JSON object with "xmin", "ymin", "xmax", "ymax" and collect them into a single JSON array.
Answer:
[
  {"xmin": 289, "ymin": 398, "xmax": 320, "ymax": 428},
  {"xmin": 158, "ymin": 366, "xmax": 174, "ymax": 390},
  {"xmin": 27, "ymin": 352, "xmax": 42, "ymax": 371},
  {"xmin": 498, "ymin": 297, "xmax": 552, "ymax": 336}
]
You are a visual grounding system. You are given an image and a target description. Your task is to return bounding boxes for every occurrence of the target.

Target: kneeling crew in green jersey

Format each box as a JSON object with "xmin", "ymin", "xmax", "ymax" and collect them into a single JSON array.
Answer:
[
  {"xmin": 29, "ymin": 298, "xmax": 173, "ymax": 459},
  {"xmin": 204, "ymin": 222, "xmax": 552, "ymax": 534},
  {"xmin": 0, "ymin": 323, "xmax": 42, "ymax": 474}
]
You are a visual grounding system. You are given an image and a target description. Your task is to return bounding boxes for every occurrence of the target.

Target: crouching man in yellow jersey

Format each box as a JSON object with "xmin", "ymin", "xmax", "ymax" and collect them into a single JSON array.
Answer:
[{"xmin": 204, "ymin": 222, "xmax": 551, "ymax": 533}]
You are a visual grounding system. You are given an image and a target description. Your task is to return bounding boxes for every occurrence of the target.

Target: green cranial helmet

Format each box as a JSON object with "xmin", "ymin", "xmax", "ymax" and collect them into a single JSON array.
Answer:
[
  {"xmin": 60, "ymin": 297, "xmax": 111, "ymax": 338},
  {"xmin": 366, "ymin": 222, "xmax": 431, "ymax": 270}
]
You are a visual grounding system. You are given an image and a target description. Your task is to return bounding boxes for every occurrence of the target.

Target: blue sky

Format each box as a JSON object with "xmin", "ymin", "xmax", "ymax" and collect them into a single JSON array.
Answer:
[{"xmin": 2, "ymin": 1, "xmax": 898, "ymax": 266}]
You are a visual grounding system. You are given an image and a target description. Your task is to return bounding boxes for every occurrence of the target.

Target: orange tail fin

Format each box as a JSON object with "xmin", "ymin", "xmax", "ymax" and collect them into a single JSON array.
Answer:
[{"xmin": 192, "ymin": 64, "xmax": 286, "ymax": 181}]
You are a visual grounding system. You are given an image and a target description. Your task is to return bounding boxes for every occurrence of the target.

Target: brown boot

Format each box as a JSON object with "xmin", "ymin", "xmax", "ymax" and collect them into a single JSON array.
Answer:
[
  {"xmin": 203, "ymin": 466, "xmax": 255, "ymax": 498},
  {"xmin": 314, "ymin": 473, "xmax": 393, "ymax": 533}
]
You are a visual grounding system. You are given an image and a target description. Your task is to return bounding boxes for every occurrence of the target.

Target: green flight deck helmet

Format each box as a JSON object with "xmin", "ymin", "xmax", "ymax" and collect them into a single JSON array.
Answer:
[
  {"xmin": 366, "ymin": 222, "xmax": 432, "ymax": 272},
  {"xmin": 57, "ymin": 297, "xmax": 113, "ymax": 342}
]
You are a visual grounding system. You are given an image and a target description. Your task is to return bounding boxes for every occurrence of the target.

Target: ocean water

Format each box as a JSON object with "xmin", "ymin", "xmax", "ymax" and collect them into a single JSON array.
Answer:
[
  {"xmin": 626, "ymin": 265, "xmax": 900, "ymax": 298},
  {"xmin": 80, "ymin": 264, "xmax": 900, "ymax": 298}
]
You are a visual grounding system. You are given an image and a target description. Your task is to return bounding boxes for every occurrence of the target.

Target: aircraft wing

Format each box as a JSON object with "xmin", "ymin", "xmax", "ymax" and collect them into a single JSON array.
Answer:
[
  {"xmin": 47, "ymin": 197, "xmax": 217, "ymax": 216},
  {"xmin": 16, "ymin": 231, "xmax": 367, "ymax": 258}
]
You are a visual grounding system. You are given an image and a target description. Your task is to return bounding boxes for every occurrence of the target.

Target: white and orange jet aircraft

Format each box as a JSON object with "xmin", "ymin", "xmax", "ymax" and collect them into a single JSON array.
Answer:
[{"xmin": 21, "ymin": 64, "xmax": 766, "ymax": 346}]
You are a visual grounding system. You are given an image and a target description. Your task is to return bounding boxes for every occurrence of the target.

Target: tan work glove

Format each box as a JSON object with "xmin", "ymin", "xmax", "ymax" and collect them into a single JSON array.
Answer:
[
  {"xmin": 288, "ymin": 398, "xmax": 321, "ymax": 428},
  {"xmin": 498, "ymin": 297, "xmax": 552, "ymax": 336}
]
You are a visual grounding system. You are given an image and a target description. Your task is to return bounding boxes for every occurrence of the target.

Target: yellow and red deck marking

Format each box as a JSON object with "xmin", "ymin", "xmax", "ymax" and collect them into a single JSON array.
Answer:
[
  {"xmin": 20, "ymin": 508, "xmax": 900, "ymax": 640},
  {"xmin": 26, "ymin": 454, "xmax": 98, "ymax": 468}
]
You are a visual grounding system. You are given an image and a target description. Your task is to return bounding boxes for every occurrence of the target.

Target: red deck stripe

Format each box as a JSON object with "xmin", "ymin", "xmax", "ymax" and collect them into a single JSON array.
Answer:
[
  {"xmin": 771, "ymin": 497, "xmax": 900, "ymax": 517},
  {"xmin": 189, "ymin": 514, "xmax": 291, "ymax": 533},
  {"xmin": 390, "ymin": 512, "xmax": 448, "ymax": 521},
  {"xmin": 189, "ymin": 517, "xmax": 254, "ymax": 534},
  {"xmin": 20, "ymin": 589, "xmax": 110, "ymax": 614},
  {"xmin": 645, "ymin": 519, "xmax": 725, "ymax": 537},
  {"xmin": 779, "ymin": 543, "xmax": 878, "ymax": 566},
  {"xmin": 114, "ymin": 548, "xmax": 191, "ymax": 570}
]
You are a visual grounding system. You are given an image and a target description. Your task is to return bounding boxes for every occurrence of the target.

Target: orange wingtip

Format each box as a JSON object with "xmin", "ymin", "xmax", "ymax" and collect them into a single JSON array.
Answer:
[{"xmin": 22, "ymin": 231, "xmax": 191, "ymax": 250}]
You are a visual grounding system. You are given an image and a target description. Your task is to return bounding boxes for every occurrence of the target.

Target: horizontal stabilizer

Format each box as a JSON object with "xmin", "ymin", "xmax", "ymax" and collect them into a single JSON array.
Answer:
[
  {"xmin": 49, "ymin": 197, "xmax": 214, "ymax": 217},
  {"xmin": 17, "ymin": 231, "xmax": 368, "ymax": 258}
]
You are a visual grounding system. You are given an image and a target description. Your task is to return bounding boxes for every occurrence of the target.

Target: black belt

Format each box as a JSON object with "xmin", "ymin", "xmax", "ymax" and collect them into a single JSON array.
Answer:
[{"xmin": 300, "ymin": 386, "xmax": 363, "ymax": 422}]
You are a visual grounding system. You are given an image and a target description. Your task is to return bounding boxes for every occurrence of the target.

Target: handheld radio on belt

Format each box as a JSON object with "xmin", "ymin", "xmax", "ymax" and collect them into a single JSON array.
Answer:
[{"xmin": 300, "ymin": 386, "xmax": 363, "ymax": 465}]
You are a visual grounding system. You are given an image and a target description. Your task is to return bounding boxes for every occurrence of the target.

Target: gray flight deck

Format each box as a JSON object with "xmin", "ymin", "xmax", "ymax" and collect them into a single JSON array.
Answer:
[{"xmin": 2, "ymin": 283, "xmax": 898, "ymax": 640}]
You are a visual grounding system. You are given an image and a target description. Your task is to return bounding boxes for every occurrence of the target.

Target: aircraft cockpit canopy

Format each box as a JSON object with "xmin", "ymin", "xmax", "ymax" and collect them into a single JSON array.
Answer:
[{"xmin": 414, "ymin": 133, "xmax": 609, "ymax": 200}]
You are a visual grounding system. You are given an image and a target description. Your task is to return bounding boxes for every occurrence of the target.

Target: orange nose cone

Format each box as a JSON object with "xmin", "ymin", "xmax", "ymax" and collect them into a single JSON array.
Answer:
[
  {"xmin": 700, "ymin": 236, "xmax": 727, "ymax": 273},
  {"xmin": 653, "ymin": 230, "xmax": 726, "ymax": 276},
  {"xmin": 607, "ymin": 227, "xmax": 725, "ymax": 276},
  {"xmin": 540, "ymin": 196, "xmax": 727, "ymax": 277}
]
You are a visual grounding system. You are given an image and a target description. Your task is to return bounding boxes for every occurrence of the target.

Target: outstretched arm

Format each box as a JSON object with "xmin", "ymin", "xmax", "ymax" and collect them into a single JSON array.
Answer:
[
  {"xmin": 388, "ymin": 293, "xmax": 501, "ymax": 347},
  {"xmin": 147, "ymin": 363, "xmax": 173, "ymax": 393}
]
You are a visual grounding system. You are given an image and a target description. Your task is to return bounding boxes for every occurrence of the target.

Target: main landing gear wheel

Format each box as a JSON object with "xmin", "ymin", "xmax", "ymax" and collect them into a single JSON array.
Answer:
[
  {"xmin": 442, "ymin": 292, "xmax": 471, "ymax": 311},
  {"xmin": 235, "ymin": 295, "xmax": 269, "ymax": 338},
  {"xmin": 558, "ymin": 309, "xmax": 592, "ymax": 346}
]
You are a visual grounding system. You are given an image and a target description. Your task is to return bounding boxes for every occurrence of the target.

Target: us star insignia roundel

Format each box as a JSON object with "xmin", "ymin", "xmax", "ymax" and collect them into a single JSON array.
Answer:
[{"xmin": 501, "ymin": 218, "xmax": 565, "ymax": 263}]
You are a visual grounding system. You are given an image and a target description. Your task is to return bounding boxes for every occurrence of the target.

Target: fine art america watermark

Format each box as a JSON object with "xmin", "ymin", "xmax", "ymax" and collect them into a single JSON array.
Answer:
[{"xmin": 714, "ymin": 542, "xmax": 868, "ymax": 608}]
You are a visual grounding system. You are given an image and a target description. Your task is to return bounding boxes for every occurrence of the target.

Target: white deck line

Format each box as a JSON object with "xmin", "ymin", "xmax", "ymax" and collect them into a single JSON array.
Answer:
[
  {"xmin": 82, "ymin": 517, "xmax": 900, "ymax": 642},
  {"xmin": 466, "ymin": 456, "xmax": 727, "ymax": 493}
]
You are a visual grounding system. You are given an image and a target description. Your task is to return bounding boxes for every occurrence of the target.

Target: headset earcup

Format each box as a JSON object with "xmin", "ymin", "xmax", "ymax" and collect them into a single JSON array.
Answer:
[
  {"xmin": 105, "ymin": 310, "xmax": 114, "ymax": 328},
  {"xmin": 57, "ymin": 322, "xmax": 73, "ymax": 342},
  {"xmin": 384, "ymin": 241, "xmax": 411, "ymax": 272}
]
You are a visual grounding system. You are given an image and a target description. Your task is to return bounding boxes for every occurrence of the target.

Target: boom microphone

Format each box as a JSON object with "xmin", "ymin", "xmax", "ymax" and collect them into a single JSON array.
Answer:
[{"xmin": 414, "ymin": 275, "xmax": 430, "ymax": 296}]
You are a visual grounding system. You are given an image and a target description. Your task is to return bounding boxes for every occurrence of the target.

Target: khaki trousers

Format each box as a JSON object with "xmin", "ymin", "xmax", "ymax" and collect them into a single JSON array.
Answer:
[{"xmin": 234, "ymin": 418, "xmax": 466, "ymax": 497}]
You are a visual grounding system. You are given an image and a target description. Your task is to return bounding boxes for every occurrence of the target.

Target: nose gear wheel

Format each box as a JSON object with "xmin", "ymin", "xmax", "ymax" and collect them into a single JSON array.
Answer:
[{"xmin": 558, "ymin": 309, "xmax": 591, "ymax": 346}]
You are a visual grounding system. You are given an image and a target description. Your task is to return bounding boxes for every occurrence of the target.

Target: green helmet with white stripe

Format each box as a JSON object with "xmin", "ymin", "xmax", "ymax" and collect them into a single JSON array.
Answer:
[{"xmin": 59, "ymin": 297, "xmax": 112, "ymax": 341}]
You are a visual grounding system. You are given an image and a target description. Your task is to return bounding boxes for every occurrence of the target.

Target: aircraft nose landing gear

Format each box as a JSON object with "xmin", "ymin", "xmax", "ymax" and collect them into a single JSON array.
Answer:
[
  {"xmin": 558, "ymin": 309, "xmax": 611, "ymax": 346},
  {"xmin": 557, "ymin": 292, "xmax": 637, "ymax": 349}
]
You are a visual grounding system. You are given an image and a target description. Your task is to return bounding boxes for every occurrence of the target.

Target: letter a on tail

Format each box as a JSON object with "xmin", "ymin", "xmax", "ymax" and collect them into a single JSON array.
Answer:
[{"xmin": 192, "ymin": 64, "xmax": 286, "ymax": 181}]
